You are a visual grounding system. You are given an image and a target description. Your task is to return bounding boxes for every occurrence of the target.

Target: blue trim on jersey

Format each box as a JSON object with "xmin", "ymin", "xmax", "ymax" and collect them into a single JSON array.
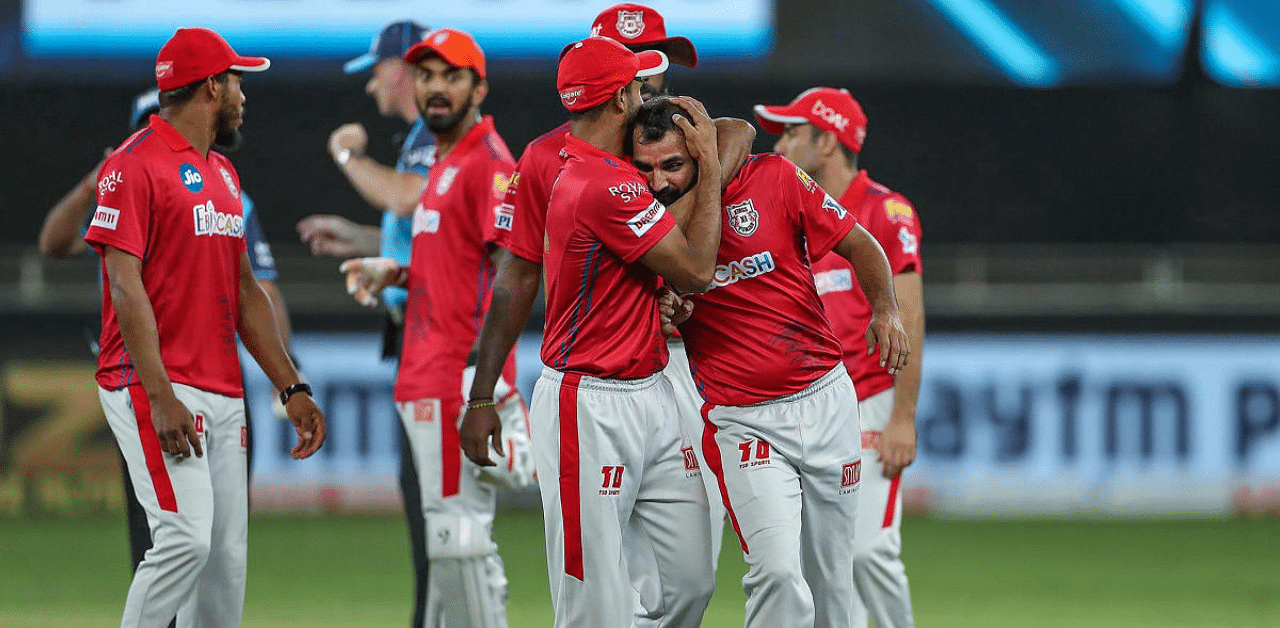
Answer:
[
  {"xmin": 554, "ymin": 241, "xmax": 603, "ymax": 369},
  {"xmin": 124, "ymin": 128, "xmax": 153, "ymax": 153},
  {"xmin": 528, "ymin": 122, "xmax": 571, "ymax": 150}
]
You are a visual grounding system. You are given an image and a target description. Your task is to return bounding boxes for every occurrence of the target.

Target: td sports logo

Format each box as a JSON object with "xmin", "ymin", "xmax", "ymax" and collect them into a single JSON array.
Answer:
[{"xmin": 192, "ymin": 200, "xmax": 245, "ymax": 238}]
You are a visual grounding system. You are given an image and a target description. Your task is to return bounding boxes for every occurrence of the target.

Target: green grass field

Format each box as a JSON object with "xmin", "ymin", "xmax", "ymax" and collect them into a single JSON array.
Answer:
[{"xmin": 2, "ymin": 512, "xmax": 1277, "ymax": 628}]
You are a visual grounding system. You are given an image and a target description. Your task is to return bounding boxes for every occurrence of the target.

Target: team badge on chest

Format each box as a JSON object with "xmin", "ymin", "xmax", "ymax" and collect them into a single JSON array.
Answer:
[
  {"xmin": 435, "ymin": 166, "xmax": 460, "ymax": 196},
  {"xmin": 726, "ymin": 198, "xmax": 759, "ymax": 237},
  {"xmin": 616, "ymin": 10, "xmax": 646, "ymax": 38},
  {"xmin": 218, "ymin": 166, "xmax": 239, "ymax": 200}
]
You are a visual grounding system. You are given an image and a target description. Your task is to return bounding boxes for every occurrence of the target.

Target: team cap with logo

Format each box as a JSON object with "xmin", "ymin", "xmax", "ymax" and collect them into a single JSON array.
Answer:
[
  {"xmin": 404, "ymin": 28, "xmax": 487, "ymax": 79},
  {"xmin": 344, "ymin": 20, "xmax": 429, "ymax": 74},
  {"xmin": 155, "ymin": 27, "xmax": 270, "ymax": 92},
  {"xmin": 754, "ymin": 87, "xmax": 869, "ymax": 153},
  {"xmin": 557, "ymin": 37, "xmax": 668, "ymax": 113},
  {"xmin": 591, "ymin": 3, "xmax": 697, "ymax": 68}
]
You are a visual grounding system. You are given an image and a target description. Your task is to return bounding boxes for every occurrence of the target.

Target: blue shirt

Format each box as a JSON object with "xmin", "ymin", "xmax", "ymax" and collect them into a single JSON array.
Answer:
[
  {"xmin": 242, "ymin": 192, "xmax": 278, "ymax": 281},
  {"xmin": 382, "ymin": 117, "xmax": 436, "ymax": 308}
]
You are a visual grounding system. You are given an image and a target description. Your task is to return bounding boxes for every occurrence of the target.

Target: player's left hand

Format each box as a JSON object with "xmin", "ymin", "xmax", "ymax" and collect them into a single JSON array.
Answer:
[
  {"xmin": 879, "ymin": 419, "xmax": 917, "ymax": 479},
  {"xmin": 284, "ymin": 393, "xmax": 326, "ymax": 459},
  {"xmin": 339, "ymin": 257, "xmax": 403, "ymax": 307},
  {"xmin": 865, "ymin": 307, "xmax": 909, "ymax": 376},
  {"xmin": 658, "ymin": 288, "xmax": 694, "ymax": 336}
]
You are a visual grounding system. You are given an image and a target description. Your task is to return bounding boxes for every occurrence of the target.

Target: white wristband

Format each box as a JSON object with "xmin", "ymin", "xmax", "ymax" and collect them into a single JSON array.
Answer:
[{"xmin": 336, "ymin": 148, "xmax": 353, "ymax": 166}]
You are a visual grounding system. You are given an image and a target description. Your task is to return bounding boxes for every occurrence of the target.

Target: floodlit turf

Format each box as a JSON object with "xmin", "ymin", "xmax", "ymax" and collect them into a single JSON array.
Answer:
[{"xmin": 1, "ymin": 512, "xmax": 1277, "ymax": 628}]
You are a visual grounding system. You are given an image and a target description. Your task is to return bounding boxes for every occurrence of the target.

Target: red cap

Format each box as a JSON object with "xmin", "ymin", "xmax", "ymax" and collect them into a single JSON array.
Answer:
[
  {"xmin": 557, "ymin": 37, "xmax": 668, "ymax": 113},
  {"xmin": 754, "ymin": 87, "xmax": 869, "ymax": 153},
  {"xmin": 155, "ymin": 28, "xmax": 270, "ymax": 92},
  {"xmin": 404, "ymin": 28, "xmax": 487, "ymax": 79},
  {"xmin": 590, "ymin": 3, "xmax": 697, "ymax": 68}
]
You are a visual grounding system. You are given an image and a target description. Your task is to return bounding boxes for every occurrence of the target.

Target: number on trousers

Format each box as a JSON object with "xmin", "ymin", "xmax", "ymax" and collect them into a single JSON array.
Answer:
[
  {"xmin": 601, "ymin": 465, "xmax": 624, "ymax": 489},
  {"xmin": 739, "ymin": 439, "xmax": 770, "ymax": 463}
]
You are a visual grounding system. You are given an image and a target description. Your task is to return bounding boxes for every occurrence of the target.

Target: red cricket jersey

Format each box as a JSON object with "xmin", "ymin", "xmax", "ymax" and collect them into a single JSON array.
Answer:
[
  {"xmin": 541, "ymin": 134, "xmax": 676, "ymax": 379},
  {"xmin": 84, "ymin": 115, "xmax": 248, "ymax": 397},
  {"xmin": 395, "ymin": 116, "xmax": 518, "ymax": 402},
  {"xmin": 679, "ymin": 154, "xmax": 858, "ymax": 406},
  {"xmin": 811, "ymin": 170, "xmax": 922, "ymax": 401},
  {"xmin": 493, "ymin": 123, "xmax": 570, "ymax": 264}
]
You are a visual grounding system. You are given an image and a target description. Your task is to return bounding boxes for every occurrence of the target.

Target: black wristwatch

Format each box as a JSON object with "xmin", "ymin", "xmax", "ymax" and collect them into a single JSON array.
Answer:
[{"xmin": 279, "ymin": 382, "xmax": 313, "ymax": 406}]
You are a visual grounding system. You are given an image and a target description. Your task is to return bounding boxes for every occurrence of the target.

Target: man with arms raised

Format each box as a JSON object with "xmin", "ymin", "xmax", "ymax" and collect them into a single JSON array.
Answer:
[
  {"xmin": 757, "ymin": 87, "xmax": 925, "ymax": 628},
  {"xmin": 86, "ymin": 27, "xmax": 324, "ymax": 628},
  {"xmin": 632, "ymin": 96, "xmax": 908, "ymax": 628}
]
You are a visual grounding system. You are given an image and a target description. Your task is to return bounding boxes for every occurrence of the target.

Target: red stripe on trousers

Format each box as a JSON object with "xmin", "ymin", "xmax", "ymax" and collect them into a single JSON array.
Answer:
[
  {"xmin": 883, "ymin": 474, "xmax": 902, "ymax": 528},
  {"xmin": 442, "ymin": 399, "xmax": 462, "ymax": 497},
  {"xmin": 700, "ymin": 402, "xmax": 749, "ymax": 554},
  {"xmin": 558, "ymin": 373, "xmax": 584, "ymax": 580},
  {"xmin": 128, "ymin": 385, "xmax": 178, "ymax": 512}
]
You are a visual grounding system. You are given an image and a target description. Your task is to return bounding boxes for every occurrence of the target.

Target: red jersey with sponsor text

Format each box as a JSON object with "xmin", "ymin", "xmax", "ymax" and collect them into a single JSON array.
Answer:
[
  {"xmin": 493, "ymin": 123, "xmax": 569, "ymax": 264},
  {"xmin": 541, "ymin": 134, "xmax": 676, "ymax": 379},
  {"xmin": 84, "ymin": 115, "xmax": 248, "ymax": 396},
  {"xmin": 811, "ymin": 170, "xmax": 922, "ymax": 400},
  {"xmin": 679, "ymin": 154, "xmax": 858, "ymax": 406},
  {"xmin": 395, "ymin": 116, "xmax": 518, "ymax": 402}
]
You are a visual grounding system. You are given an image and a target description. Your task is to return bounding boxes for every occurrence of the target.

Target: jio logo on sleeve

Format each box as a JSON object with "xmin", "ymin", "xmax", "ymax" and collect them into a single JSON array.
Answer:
[{"xmin": 179, "ymin": 163, "xmax": 204, "ymax": 193}]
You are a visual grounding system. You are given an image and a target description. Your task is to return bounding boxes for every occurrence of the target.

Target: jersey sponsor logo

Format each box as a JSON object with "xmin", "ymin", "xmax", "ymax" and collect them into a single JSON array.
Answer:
[
  {"xmin": 179, "ymin": 163, "xmax": 204, "ymax": 193},
  {"xmin": 218, "ymin": 166, "xmax": 239, "ymax": 200},
  {"xmin": 600, "ymin": 465, "xmax": 625, "ymax": 496},
  {"xmin": 194, "ymin": 413, "xmax": 204, "ymax": 434},
  {"xmin": 711, "ymin": 251, "xmax": 776, "ymax": 289},
  {"xmin": 626, "ymin": 199, "xmax": 667, "ymax": 237},
  {"xmin": 98, "ymin": 170, "xmax": 123, "ymax": 196},
  {"xmin": 559, "ymin": 86, "xmax": 584, "ymax": 107},
  {"xmin": 840, "ymin": 460, "xmax": 862, "ymax": 492},
  {"xmin": 494, "ymin": 202, "xmax": 515, "ymax": 231},
  {"xmin": 813, "ymin": 267, "xmax": 854, "ymax": 296},
  {"xmin": 821, "ymin": 193, "xmax": 848, "ymax": 219},
  {"xmin": 811, "ymin": 99, "xmax": 851, "ymax": 132},
  {"xmin": 885, "ymin": 198, "xmax": 914, "ymax": 224},
  {"xmin": 192, "ymin": 200, "xmax": 245, "ymax": 238},
  {"xmin": 898, "ymin": 226, "xmax": 919, "ymax": 255},
  {"xmin": 608, "ymin": 180, "xmax": 646, "ymax": 203},
  {"xmin": 413, "ymin": 207, "xmax": 442, "ymax": 235},
  {"xmin": 508, "ymin": 172, "xmax": 520, "ymax": 191},
  {"xmin": 493, "ymin": 172, "xmax": 512, "ymax": 198},
  {"xmin": 738, "ymin": 439, "xmax": 771, "ymax": 469},
  {"xmin": 616, "ymin": 9, "xmax": 646, "ymax": 38},
  {"xmin": 435, "ymin": 166, "xmax": 460, "ymax": 196},
  {"xmin": 155, "ymin": 60, "xmax": 173, "ymax": 80},
  {"xmin": 726, "ymin": 198, "xmax": 759, "ymax": 237},
  {"xmin": 795, "ymin": 167, "xmax": 817, "ymax": 192},
  {"xmin": 90, "ymin": 205, "xmax": 120, "ymax": 231}
]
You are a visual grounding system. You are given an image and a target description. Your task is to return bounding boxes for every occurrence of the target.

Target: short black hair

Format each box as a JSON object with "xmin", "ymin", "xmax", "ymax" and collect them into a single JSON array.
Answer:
[
  {"xmin": 630, "ymin": 95, "xmax": 693, "ymax": 145},
  {"xmin": 158, "ymin": 71, "xmax": 232, "ymax": 109},
  {"xmin": 808, "ymin": 124, "xmax": 859, "ymax": 166}
]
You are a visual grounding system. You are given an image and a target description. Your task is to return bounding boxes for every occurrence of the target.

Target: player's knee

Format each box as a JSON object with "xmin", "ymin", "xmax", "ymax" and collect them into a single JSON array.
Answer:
[
  {"xmin": 744, "ymin": 555, "xmax": 807, "ymax": 595},
  {"xmin": 157, "ymin": 528, "xmax": 213, "ymax": 572}
]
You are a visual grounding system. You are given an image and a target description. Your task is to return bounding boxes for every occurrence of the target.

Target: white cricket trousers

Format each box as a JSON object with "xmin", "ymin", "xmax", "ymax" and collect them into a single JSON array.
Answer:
[
  {"xmin": 531, "ymin": 367, "xmax": 715, "ymax": 628},
  {"xmin": 100, "ymin": 383, "xmax": 247, "ymax": 628},
  {"xmin": 701, "ymin": 364, "xmax": 862, "ymax": 628},
  {"xmin": 664, "ymin": 339, "xmax": 725, "ymax": 561},
  {"xmin": 850, "ymin": 388, "xmax": 916, "ymax": 628}
]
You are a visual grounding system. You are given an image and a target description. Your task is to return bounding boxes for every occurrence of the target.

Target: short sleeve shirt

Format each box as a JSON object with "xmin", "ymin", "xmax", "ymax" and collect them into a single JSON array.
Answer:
[
  {"xmin": 811, "ymin": 170, "xmax": 922, "ymax": 400},
  {"xmin": 382, "ymin": 117, "xmax": 437, "ymax": 309},
  {"xmin": 492, "ymin": 123, "xmax": 570, "ymax": 264},
  {"xmin": 540, "ymin": 135, "xmax": 676, "ymax": 379},
  {"xmin": 84, "ymin": 115, "xmax": 247, "ymax": 396},
  {"xmin": 679, "ymin": 154, "xmax": 858, "ymax": 406},
  {"xmin": 395, "ymin": 116, "xmax": 518, "ymax": 402}
]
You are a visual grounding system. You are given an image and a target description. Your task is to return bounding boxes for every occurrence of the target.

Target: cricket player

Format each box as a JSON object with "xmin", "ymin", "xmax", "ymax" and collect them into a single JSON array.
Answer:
[
  {"xmin": 38, "ymin": 87, "xmax": 294, "ymax": 592},
  {"xmin": 85, "ymin": 27, "xmax": 325, "ymax": 628},
  {"xmin": 483, "ymin": 37, "xmax": 722, "ymax": 628},
  {"xmin": 757, "ymin": 87, "xmax": 924, "ymax": 628},
  {"xmin": 460, "ymin": 9, "xmax": 751, "ymax": 601},
  {"xmin": 631, "ymin": 96, "xmax": 909, "ymax": 628},
  {"xmin": 295, "ymin": 20, "xmax": 438, "ymax": 626},
  {"xmin": 340, "ymin": 28, "xmax": 532, "ymax": 628}
]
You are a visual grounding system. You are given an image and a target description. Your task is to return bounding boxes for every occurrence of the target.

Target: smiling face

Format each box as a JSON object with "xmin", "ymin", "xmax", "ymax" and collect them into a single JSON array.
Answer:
[
  {"xmin": 631, "ymin": 127, "xmax": 698, "ymax": 206},
  {"xmin": 413, "ymin": 55, "xmax": 486, "ymax": 134}
]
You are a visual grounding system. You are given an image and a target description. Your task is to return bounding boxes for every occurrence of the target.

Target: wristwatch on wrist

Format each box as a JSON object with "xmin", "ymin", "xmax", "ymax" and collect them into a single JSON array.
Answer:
[
  {"xmin": 279, "ymin": 382, "xmax": 313, "ymax": 406},
  {"xmin": 336, "ymin": 148, "xmax": 353, "ymax": 166}
]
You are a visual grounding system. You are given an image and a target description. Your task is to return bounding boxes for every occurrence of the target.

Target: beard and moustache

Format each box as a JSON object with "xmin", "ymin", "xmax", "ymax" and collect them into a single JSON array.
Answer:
[
  {"xmin": 424, "ymin": 93, "xmax": 476, "ymax": 134},
  {"xmin": 652, "ymin": 168, "xmax": 697, "ymax": 207},
  {"xmin": 212, "ymin": 96, "xmax": 242, "ymax": 152}
]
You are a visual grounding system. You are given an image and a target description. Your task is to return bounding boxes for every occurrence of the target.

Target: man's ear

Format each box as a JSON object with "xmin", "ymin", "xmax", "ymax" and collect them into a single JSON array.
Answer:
[
  {"xmin": 471, "ymin": 78, "xmax": 489, "ymax": 106},
  {"xmin": 816, "ymin": 129, "xmax": 842, "ymax": 159}
]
